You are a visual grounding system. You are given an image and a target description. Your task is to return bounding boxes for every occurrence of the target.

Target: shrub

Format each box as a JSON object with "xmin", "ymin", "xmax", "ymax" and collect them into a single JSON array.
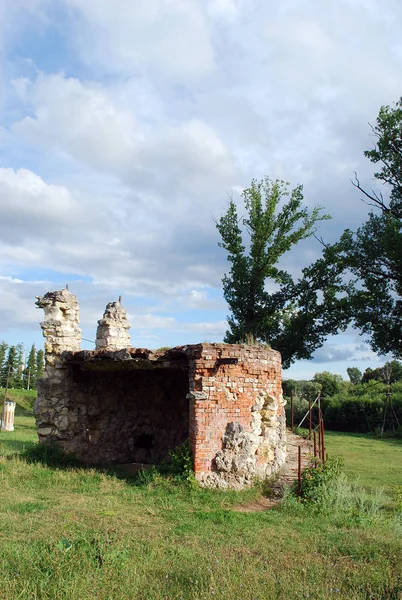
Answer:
[
  {"xmin": 298, "ymin": 456, "xmax": 344, "ymax": 505},
  {"xmin": 0, "ymin": 387, "xmax": 36, "ymax": 415},
  {"xmin": 293, "ymin": 426, "xmax": 310, "ymax": 439},
  {"xmin": 291, "ymin": 456, "xmax": 386, "ymax": 526},
  {"xmin": 324, "ymin": 392, "xmax": 402, "ymax": 433},
  {"xmin": 162, "ymin": 439, "xmax": 195, "ymax": 483}
]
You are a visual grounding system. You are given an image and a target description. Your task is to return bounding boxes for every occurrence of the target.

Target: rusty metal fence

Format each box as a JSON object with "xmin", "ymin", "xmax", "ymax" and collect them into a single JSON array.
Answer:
[{"xmin": 290, "ymin": 392, "xmax": 327, "ymax": 494}]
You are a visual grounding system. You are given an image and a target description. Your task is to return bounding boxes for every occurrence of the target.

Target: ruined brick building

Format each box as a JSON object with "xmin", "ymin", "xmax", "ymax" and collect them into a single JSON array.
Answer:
[{"xmin": 35, "ymin": 288, "xmax": 287, "ymax": 487}]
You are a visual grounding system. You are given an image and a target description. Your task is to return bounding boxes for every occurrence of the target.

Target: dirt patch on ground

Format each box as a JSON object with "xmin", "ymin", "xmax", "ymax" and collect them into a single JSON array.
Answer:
[{"xmin": 234, "ymin": 431, "xmax": 313, "ymax": 512}]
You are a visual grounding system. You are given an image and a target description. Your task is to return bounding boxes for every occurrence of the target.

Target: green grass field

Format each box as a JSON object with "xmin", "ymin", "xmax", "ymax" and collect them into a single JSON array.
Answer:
[
  {"xmin": 324, "ymin": 431, "xmax": 402, "ymax": 491},
  {"xmin": 0, "ymin": 410, "xmax": 401, "ymax": 599}
]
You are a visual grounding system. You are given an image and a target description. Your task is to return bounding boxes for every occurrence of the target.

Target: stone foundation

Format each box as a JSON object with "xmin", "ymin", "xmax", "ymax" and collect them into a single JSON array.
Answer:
[{"xmin": 35, "ymin": 289, "xmax": 286, "ymax": 487}]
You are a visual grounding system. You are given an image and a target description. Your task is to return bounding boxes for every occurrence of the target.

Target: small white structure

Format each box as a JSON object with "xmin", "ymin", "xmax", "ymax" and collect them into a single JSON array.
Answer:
[{"xmin": 1, "ymin": 401, "xmax": 16, "ymax": 432}]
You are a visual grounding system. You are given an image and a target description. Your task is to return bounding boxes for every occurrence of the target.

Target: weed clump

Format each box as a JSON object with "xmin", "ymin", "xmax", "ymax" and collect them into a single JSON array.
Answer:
[
  {"xmin": 166, "ymin": 439, "xmax": 194, "ymax": 481},
  {"xmin": 298, "ymin": 456, "xmax": 344, "ymax": 504},
  {"xmin": 286, "ymin": 456, "xmax": 387, "ymax": 527},
  {"xmin": 135, "ymin": 440, "xmax": 196, "ymax": 487},
  {"xmin": 292, "ymin": 426, "xmax": 310, "ymax": 439}
]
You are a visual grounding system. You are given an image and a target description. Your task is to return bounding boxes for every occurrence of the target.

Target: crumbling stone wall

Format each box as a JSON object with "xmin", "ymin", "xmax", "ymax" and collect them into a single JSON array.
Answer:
[
  {"xmin": 96, "ymin": 300, "xmax": 131, "ymax": 350},
  {"xmin": 35, "ymin": 288, "xmax": 81, "ymax": 362},
  {"xmin": 35, "ymin": 288, "xmax": 82, "ymax": 437},
  {"xmin": 35, "ymin": 289, "xmax": 286, "ymax": 488}
]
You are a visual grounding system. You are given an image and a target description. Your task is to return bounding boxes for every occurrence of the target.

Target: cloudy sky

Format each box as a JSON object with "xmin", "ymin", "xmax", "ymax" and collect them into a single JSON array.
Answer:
[{"xmin": 1, "ymin": 0, "xmax": 401, "ymax": 379}]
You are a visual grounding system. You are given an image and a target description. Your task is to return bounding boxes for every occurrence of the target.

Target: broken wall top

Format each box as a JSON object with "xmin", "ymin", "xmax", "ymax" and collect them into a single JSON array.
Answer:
[{"xmin": 36, "ymin": 289, "xmax": 281, "ymax": 371}]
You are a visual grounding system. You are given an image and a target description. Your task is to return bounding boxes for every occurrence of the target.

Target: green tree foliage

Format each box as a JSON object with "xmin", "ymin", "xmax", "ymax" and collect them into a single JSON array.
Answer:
[
  {"xmin": 383, "ymin": 359, "xmax": 402, "ymax": 383},
  {"xmin": 361, "ymin": 99, "xmax": 402, "ymax": 218},
  {"xmin": 313, "ymin": 371, "xmax": 345, "ymax": 398},
  {"xmin": 14, "ymin": 343, "xmax": 25, "ymax": 389},
  {"xmin": 0, "ymin": 341, "xmax": 45, "ymax": 390},
  {"xmin": 285, "ymin": 369, "xmax": 402, "ymax": 434},
  {"xmin": 283, "ymin": 379, "xmax": 322, "ymax": 426},
  {"xmin": 216, "ymin": 177, "xmax": 350, "ymax": 368},
  {"xmin": 283, "ymin": 379, "xmax": 322, "ymax": 401},
  {"xmin": 0, "ymin": 341, "xmax": 8, "ymax": 376},
  {"xmin": 36, "ymin": 349, "xmax": 44, "ymax": 380},
  {"xmin": 324, "ymin": 383, "xmax": 402, "ymax": 433},
  {"xmin": 1, "ymin": 345, "xmax": 17, "ymax": 388},
  {"xmin": 361, "ymin": 360, "xmax": 402, "ymax": 384},
  {"xmin": 317, "ymin": 98, "xmax": 402, "ymax": 358},
  {"xmin": 347, "ymin": 367, "xmax": 362, "ymax": 385},
  {"xmin": 24, "ymin": 344, "xmax": 37, "ymax": 390}
]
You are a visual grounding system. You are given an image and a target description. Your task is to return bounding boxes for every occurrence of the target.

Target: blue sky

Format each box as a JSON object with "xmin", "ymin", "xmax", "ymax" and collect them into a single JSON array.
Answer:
[{"xmin": 1, "ymin": 0, "xmax": 402, "ymax": 379}]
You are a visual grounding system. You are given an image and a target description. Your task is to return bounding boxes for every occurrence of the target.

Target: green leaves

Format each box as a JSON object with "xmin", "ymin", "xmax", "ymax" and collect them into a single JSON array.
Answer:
[
  {"xmin": 364, "ymin": 98, "xmax": 402, "ymax": 217},
  {"xmin": 216, "ymin": 177, "xmax": 338, "ymax": 367}
]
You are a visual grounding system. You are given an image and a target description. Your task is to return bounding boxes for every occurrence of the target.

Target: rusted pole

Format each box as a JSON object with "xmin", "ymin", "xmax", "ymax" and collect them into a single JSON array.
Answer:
[
  {"xmin": 320, "ymin": 408, "xmax": 324, "ymax": 459},
  {"xmin": 298, "ymin": 445, "xmax": 302, "ymax": 496},
  {"xmin": 317, "ymin": 421, "xmax": 321, "ymax": 460},
  {"xmin": 321, "ymin": 418, "xmax": 325, "ymax": 465},
  {"xmin": 308, "ymin": 398, "xmax": 312, "ymax": 439},
  {"xmin": 313, "ymin": 430, "xmax": 317, "ymax": 466},
  {"xmin": 290, "ymin": 391, "xmax": 294, "ymax": 432}
]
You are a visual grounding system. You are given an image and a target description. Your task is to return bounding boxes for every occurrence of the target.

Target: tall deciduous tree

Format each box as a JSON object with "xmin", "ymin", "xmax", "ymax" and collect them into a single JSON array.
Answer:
[
  {"xmin": 216, "ymin": 177, "xmax": 350, "ymax": 368},
  {"xmin": 354, "ymin": 98, "xmax": 402, "ymax": 218},
  {"xmin": 362, "ymin": 360, "xmax": 402, "ymax": 384},
  {"xmin": 313, "ymin": 371, "xmax": 345, "ymax": 398},
  {"xmin": 347, "ymin": 367, "xmax": 362, "ymax": 385},
  {"xmin": 319, "ymin": 98, "xmax": 402, "ymax": 359}
]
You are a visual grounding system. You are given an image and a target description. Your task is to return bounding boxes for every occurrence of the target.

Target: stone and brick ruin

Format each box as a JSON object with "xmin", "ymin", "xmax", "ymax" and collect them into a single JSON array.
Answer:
[{"xmin": 34, "ymin": 288, "xmax": 287, "ymax": 487}]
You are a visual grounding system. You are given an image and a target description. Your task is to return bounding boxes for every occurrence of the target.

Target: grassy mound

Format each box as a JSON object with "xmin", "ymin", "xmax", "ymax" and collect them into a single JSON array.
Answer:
[{"xmin": 0, "ymin": 387, "xmax": 37, "ymax": 416}]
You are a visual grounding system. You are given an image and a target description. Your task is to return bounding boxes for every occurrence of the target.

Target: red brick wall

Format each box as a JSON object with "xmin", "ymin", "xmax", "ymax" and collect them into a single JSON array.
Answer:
[{"xmin": 187, "ymin": 343, "xmax": 282, "ymax": 480}]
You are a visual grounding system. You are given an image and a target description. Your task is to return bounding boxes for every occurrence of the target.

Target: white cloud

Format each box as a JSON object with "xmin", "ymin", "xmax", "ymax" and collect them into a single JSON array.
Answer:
[
  {"xmin": 206, "ymin": 0, "xmax": 239, "ymax": 20},
  {"xmin": 176, "ymin": 289, "xmax": 225, "ymax": 311},
  {"xmin": 12, "ymin": 73, "xmax": 238, "ymax": 201},
  {"xmin": 178, "ymin": 320, "xmax": 228, "ymax": 336},
  {"xmin": 64, "ymin": 0, "xmax": 215, "ymax": 82},
  {"xmin": 130, "ymin": 313, "xmax": 176, "ymax": 331},
  {"xmin": 0, "ymin": 164, "xmax": 227, "ymax": 313},
  {"xmin": 0, "ymin": 276, "xmax": 50, "ymax": 332},
  {"xmin": 0, "ymin": 167, "xmax": 86, "ymax": 243},
  {"xmin": 12, "ymin": 75, "xmax": 139, "ymax": 172}
]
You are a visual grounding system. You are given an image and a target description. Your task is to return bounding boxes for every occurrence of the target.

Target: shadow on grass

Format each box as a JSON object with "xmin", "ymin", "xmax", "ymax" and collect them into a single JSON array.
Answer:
[
  {"xmin": 374, "ymin": 437, "xmax": 402, "ymax": 447},
  {"xmin": 13, "ymin": 440, "xmax": 190, "ymax": 491},
  {"xmin": 15, "ymin": 408, "xmax": 36, "ymax": 418},
  {"xmin": 0, "ymin": 438, "xmax": 37, "ymax": 453}
]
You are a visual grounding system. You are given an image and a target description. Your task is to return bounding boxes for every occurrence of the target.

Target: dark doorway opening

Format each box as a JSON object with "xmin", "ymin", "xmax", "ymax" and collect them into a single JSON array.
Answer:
[{"xmin": 81, "ymin": 365, "xmax": 190, "ymax": 464}]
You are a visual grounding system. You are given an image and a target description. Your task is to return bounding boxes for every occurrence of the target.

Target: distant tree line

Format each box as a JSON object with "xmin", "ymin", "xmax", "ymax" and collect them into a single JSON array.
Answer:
[
  {"xmin": 0, "ymin": 341, "xmax": 44, "ymax": 390},
  {"xmin": 283, "ymin": 362, "xmax": 402, "ymax": 435}
]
